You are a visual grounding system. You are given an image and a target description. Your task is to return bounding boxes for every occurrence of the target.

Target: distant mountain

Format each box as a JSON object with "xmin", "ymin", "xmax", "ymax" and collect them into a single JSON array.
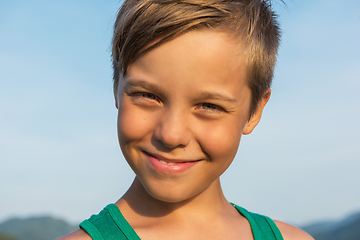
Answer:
[
  {"xmin": 0, "ymin": 233, "xmax": 19, "ymax": 240},
  {"xmin": 0, "ymin": 216, "xmax": 77, "ymax": 240},
  {"xmin": 302, "ymin": 212, "xmax": 360, "ymax": 240}
]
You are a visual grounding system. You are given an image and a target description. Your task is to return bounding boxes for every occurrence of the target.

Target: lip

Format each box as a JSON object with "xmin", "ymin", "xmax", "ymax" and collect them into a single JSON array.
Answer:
[{"xmin": 143, "ymin": 151, "xmax": 201, "ymax": 174}]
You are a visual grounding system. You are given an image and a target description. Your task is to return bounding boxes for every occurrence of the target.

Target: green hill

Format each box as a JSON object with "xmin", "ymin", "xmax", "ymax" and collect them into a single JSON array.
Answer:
[
  {"xmin": 0, "ymin": 216, "xmax": 77, "ymax": 240},
  {"xmin": 0, "ymin": 233, "xmax": 19, "ymax": 240},
  {"xmin": 302, "ymin": 212, "xmax": 360, "ymax": 240}
]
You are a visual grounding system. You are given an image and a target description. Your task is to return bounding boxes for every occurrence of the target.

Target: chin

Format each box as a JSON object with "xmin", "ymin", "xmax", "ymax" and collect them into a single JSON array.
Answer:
[
  {"xmin": 141, "ymin": 179, "xmax": 202, "ymax": 204},
  {"xmin": 150, "ymin": 192, "xmax": 198, "ymax": 204}
]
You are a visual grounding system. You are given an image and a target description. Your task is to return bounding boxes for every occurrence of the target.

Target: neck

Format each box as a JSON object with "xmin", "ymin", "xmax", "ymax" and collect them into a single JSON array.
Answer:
[{"xmin": 117, "ymin": 177, "xmax": 233, "ymax": 219}]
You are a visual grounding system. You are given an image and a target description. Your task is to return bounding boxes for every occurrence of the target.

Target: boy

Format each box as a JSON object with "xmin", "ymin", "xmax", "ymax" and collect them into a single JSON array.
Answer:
[{"xmin": 60, "ymin": 0, "xmax": 313, "ymax": 239}]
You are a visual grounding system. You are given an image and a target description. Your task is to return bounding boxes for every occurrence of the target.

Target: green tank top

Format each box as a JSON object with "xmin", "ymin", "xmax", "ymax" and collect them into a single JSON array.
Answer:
[{"xmin": 80, "ymin": 203, "xmax": 284, "ymax": 240}]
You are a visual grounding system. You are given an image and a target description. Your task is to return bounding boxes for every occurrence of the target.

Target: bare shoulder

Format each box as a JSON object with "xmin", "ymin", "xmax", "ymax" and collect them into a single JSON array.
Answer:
[
  {"xmin": 55, "ymin": 229, "xmax": 92, "ymax": 240},
  {"xmin": 274, "ymin": 220, "xmax": 314, "ymax": 240}
]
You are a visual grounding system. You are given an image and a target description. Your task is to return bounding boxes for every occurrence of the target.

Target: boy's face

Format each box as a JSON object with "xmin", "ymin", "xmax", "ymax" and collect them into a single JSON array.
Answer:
[{"xmin": 115, "ymin": 29, "xmax": 266, "ymax": 203}]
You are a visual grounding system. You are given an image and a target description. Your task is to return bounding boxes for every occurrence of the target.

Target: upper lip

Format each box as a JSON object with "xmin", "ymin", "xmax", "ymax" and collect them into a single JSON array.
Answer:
[{"xmin": 143, "ymin": 151, "xmax": 202, "ymax": 163}]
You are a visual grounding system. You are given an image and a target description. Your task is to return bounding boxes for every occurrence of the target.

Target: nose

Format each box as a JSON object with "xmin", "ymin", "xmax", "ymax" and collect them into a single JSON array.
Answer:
[{"xmin": 153, "ymin": 108, "xmax": 191, "ymax": 149}]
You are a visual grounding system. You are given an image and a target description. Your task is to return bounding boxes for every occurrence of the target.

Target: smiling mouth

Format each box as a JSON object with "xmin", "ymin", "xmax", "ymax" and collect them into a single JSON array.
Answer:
[
  {"xmin": 143, "ymin": 151, "xmax": 201, "ymax": 174},
  {"xmin": 144, "ymin": 151, "xmax": 200, "ymax": 163}
]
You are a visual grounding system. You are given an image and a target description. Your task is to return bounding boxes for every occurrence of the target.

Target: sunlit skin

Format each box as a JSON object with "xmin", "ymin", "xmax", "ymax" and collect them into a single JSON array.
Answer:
[
  {"xmin": 114, "ymin": 29, "xmax": 267, "ymax": 239},
  {"xmin": 58, "ymin": 29, "xmax": 314, "ymax": 240}
]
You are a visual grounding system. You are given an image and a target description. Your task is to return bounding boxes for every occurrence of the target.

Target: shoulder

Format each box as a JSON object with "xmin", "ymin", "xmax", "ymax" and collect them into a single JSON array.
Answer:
[
  {"xmin": 274, "ymin": 220, "xmax": 314, "ymax": 240},
  {"xmin": 55, "ymin": 229, "xmax": 92, "ymax": 240}
]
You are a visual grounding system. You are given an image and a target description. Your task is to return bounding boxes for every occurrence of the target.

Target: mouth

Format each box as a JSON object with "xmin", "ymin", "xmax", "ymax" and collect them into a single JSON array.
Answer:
[{"xmin": 143, "ymin": 151, "xmax": 201, "ymax": 174}]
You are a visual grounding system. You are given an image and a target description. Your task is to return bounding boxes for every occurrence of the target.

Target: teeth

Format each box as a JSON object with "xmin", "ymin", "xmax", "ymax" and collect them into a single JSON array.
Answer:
[{"xmin": 159, "ymin": 160, "xmax": 176, "ymax": 165}]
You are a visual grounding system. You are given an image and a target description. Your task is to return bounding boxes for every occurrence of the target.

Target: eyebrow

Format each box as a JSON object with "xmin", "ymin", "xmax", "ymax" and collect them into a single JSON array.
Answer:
[
  {"xmin": 196, "ymin": 91, "xmax": 238, "ymax": 103},
  {"xmin": 124, "ymin": 79, "xmax": 164, "ymax": 93}
]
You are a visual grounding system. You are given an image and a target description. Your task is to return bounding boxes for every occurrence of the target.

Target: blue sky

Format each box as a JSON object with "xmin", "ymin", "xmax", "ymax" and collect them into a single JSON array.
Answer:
[{"xmin": 0, "ymin": 0, "xmax": 359, "ymax": 226}]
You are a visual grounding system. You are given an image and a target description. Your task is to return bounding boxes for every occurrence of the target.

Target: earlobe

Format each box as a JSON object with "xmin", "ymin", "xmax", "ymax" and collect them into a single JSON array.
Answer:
[
  {"xmin": 243, "ymin": 89, "xmax": 271, "ymax": 135},
  {"xmin": 114, "ymin": 88, "xmax": 119, "ymax": 109},
  {"xmin": 242, "ymin": 114, "xmax": 260, "ymax": 135}
]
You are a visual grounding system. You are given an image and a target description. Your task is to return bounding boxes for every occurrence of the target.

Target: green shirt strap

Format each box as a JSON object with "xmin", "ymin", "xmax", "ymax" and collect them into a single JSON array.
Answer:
[
  {"xmin": 79, "ymin": 204, "xmax": 141, "ymax": 240},
  {"xmin": 232, "ymin": 203, "xmax": 284, "ymax": 240}
]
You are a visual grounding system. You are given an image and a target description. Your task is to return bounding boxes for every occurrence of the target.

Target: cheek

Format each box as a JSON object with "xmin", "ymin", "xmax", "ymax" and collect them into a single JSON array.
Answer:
[
  {"xmin": 117, "ymin": 100, "xmax": 153, "ymax": 145},
  {"xmin": 198, "ymin": 120, "xmax": 243, "ymax": 164}
]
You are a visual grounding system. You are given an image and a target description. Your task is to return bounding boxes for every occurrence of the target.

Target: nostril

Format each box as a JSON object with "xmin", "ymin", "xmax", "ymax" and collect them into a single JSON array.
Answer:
[{"xmin": 152, "ymin": 121, "xmax": 191, "ymax": 150}]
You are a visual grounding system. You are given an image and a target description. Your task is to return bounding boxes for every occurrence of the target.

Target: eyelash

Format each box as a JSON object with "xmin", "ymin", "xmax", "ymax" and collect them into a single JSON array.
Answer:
[
  {"xmin": 197, "ymin": 103, "xmax": 226, "ymax": 112},
  {"xmin": 131, "ymin": 92, "xmax": 159, "ymax": 101}
]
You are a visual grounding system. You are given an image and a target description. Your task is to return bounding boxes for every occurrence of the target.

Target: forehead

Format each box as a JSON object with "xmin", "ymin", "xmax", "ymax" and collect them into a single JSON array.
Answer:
[{"xmin": 127, "ymin": 29, "xmax": 247, "ymax": 83}]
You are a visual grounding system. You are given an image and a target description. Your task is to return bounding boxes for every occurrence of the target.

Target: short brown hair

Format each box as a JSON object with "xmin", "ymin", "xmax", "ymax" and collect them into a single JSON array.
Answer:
[{"xmin": 112, "ymin": 0, "xmax": 281, "ymax": 116}]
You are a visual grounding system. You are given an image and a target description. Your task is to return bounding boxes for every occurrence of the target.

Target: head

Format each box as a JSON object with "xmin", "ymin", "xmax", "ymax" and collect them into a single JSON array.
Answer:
[
  {"xmin": 112, "ymin": 0, "xmax": 281, "ymax": 203},
  {"xmin": 112, "ymin": 0, "xmax": 280, "ymax": 118}
]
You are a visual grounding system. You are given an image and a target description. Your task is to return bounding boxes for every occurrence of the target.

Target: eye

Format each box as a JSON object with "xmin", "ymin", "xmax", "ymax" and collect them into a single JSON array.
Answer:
[
  {"xmin": 198, "ymin": 103, "xmax": 225, "ymax": 112},
  {"xmin": 138, "ymin": 92, "xmax": 157, "ymax": 100},
  {"xmin": 130, "ymin": 91, "xmax": 161, "ymax": 104}
]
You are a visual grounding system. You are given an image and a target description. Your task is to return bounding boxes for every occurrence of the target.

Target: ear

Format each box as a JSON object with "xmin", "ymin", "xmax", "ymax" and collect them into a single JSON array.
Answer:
[
  {"xmin": 114, "ymin": 86, "xmax": 119, "ymax": 109},
  {"xmin": 243, "ymin": 89, "xmax": 271, "ymax": 135}
]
